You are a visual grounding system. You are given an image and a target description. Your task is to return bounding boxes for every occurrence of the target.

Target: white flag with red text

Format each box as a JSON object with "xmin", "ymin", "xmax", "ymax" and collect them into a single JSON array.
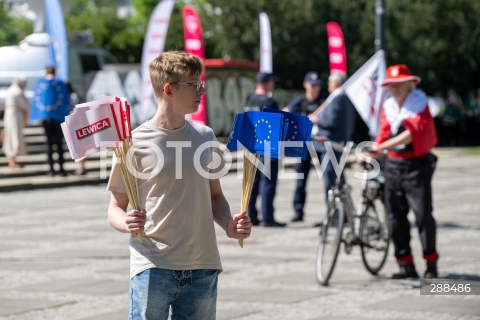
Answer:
[
  {"xmin": 259, "ymin": 12, "xmax": 273, "ymax": 73},
  {"xmin": 61, "ymin": 97, "xmax": 131, "ymax": 162},
  {"xmin": 140, "ymin": 0, "xmax": 175, "ymax": 123},
  {"xmin": 343, "ymin": 50, "xmax": 387, "ymax": 137}
]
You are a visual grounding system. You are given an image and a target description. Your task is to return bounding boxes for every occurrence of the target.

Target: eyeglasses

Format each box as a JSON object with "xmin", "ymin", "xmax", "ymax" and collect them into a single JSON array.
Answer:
[{"xmin": 170, "ymin": 80, "xmax": 206, "ymax": 91}]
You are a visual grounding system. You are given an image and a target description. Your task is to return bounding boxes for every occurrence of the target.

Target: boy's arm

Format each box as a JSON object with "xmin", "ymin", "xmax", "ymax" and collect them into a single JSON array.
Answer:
[
  {"xmin": 209, "ymin": 178, "xmax": 252, "ymax": 239},
  {"xmin": 108, "ymin": 191, "xmax": 146, "ymax": 236}
]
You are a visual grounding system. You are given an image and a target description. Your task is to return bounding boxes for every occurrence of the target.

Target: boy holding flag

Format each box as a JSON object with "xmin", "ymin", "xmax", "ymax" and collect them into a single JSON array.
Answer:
[{"xmin": 107, "ymin": 51, "xmax": 252, "ymax": 319}]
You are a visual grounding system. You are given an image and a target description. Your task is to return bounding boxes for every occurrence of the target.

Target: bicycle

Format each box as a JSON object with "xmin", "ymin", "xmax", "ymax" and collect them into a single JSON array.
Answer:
[{"xmin": 315, "ymin": 138, "xmax": 390, "ymax": 286}]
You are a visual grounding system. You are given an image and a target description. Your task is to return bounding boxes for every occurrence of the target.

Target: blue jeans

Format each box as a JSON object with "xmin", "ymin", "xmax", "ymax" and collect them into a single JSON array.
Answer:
[{"xmin": 129, "ymin": 268, "xmax": 218, "ymax": 320}]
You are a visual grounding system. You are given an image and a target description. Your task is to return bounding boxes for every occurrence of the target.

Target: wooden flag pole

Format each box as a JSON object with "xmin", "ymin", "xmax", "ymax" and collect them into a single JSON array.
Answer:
[
  {"xmin": 115, "ymin": 139, "xmax": 143, "ymax": 242},
  {"xmin": 311, "ymin": 87, "xmax": 345, "ymax": 116},
  {"xmin": 239, "ymin": 150, "xmax": 260, "ymax": 248}
]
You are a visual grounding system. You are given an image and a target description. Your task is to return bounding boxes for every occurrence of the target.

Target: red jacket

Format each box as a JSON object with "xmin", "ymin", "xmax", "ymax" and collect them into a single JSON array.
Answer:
[{"xmin": 375, "ymin": 90, "xmax": 437, "ymax": 159}]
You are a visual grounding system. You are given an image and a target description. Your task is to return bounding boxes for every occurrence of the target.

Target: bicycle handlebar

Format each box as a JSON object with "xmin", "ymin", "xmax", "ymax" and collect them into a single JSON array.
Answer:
[{"xmin": 313, "ymin": 136, "xmax": 347, "ymax": 152}]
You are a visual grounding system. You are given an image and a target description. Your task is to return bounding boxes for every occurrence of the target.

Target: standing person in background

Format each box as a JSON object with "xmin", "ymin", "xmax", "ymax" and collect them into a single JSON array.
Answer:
[
  {"xmin": 2, "ymin": 77, "xmax": 30, "ymax": 168},
  {"xmin": 465, "ymin": 90, "xmax": 480, "ymax": 146},
  {"xmin": 30, "ymin": 66, "xmax": 71, "ymax": 177},
  {"xmin": 445, "ymin": 88, "xmax": 466, "ymax": 145},
  {"xmin": 374, "ymin": 64, "xmax": 439, "ymax": 279},
  {"xmin": 65, "ymin": 81, "xmax": 86, "ymax": 176},
  {"xmin": 299, "ymin": 72, "xmax": 355, "ymax": 225},
  {"xmin": 243, "ymin": 72, "xmax": 286, "ymax": 227},
  {"xmin": 284, "ymin": 72, "xmax": 325, "ymax": 222}
]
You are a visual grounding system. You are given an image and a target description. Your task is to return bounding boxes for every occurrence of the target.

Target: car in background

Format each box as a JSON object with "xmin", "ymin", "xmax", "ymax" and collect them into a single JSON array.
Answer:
[{"xmin": 0, "ymin": 32, "xmax": 118, "ymax": 115}]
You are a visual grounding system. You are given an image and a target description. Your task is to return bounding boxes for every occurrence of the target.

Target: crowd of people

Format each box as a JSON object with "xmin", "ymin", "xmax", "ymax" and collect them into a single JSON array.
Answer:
[
  {"xmin": 0, "ymin": 51, "xmax": 454, "ymax": 317},
  {"xmin": 243, "ymin": 64, "xmax": 439, "ymax": 281},
  {"xmin": 111, "ymin": 53, "xmax": 443, "ymax": 318},
  {"xmin": 0, "ymin": 67, "xmax": 86, "ymax": 175}
]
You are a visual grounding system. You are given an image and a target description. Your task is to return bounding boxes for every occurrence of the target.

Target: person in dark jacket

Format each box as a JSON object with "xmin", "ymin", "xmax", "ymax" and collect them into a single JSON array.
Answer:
[
  {"xmin": 290, "ymin": 72, "xmax": 355, "ymax": 223},
  {"xmin": 243, "ymin": 72, "xmax": 286, "ymax": 227}
]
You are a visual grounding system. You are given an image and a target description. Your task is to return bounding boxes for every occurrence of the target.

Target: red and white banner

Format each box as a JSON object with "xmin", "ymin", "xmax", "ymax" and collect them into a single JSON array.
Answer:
[
  {"xmin": 140, "ymin": 0, "xmax": 176, "ymax": 123},
  {"xmin": 343, "ymin": 50, "xmax": 387, "ymax": 137},
  {"xmin": 259, "ymin": 12, "xmax": 272, "ymax": 73},
  {"xmin": 327, "ymin": 22, "xmax": 347, "ymax": 75},
  {"xmin": 183, "ymin": 5, "xmax": 207, "ymax": 125}
]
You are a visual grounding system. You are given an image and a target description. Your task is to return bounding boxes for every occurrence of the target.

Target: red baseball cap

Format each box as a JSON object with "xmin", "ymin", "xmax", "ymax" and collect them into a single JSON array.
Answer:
[{"xmin": 381, "ymin": 64, "xmax": 421, "ymax": 86}]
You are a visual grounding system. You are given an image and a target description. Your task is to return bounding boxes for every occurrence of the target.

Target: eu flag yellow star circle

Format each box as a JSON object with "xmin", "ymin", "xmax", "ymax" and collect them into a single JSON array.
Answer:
[
  {"xmin": 285, "ymin": 118, "xmax": 299, "ymax": 142},
  {"xmin": 254, "ymin": 118, "xmax": 273, "ymax": 145}
]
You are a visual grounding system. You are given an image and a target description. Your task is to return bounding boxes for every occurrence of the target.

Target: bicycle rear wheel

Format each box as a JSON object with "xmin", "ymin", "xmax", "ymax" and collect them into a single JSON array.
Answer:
[
  {"xmin": 316, "ymin": 199, "xmax": 345, "ymax": 286},
  {"xmin": 360, "ymin": 197, "xmax": 390, "ymax": 275}
]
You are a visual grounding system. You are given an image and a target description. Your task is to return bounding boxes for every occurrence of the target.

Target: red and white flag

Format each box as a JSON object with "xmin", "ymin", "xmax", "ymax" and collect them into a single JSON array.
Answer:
[
  {"xmin": 259, "ymin": 12, "xmax": 273, "ymax": 73},
  {"xmin": 183, "ymin": 5, "xmax": 207, "ymax": 125},
  {"xmin": 61, "ymin": 97, "xmax": 132, "ymax": 162},
  {"xmin": 343, "ymin": 50, "xmax": 387, "ymax": 137},
  {"xmin": 327, "ymin": 22, "xmax": 347, "ymax": 75}
]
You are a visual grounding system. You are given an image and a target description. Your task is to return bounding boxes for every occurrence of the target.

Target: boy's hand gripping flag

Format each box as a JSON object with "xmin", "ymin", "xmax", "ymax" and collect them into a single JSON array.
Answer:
[{"xmin": 61, "ymin": 97, "xmax": 143, "ymax": 242}]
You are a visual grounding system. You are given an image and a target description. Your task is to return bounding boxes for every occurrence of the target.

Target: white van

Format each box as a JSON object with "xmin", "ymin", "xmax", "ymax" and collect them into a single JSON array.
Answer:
[{"xmin": 0, "ymin": 33, "xmax": 118, "ymax": 111}]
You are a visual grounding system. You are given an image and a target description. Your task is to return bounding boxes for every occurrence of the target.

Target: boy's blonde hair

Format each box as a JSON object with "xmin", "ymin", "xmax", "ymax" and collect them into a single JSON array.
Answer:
[{"xmin": 149, "ymin": 51, "xmax": 203, "ymax": 98}]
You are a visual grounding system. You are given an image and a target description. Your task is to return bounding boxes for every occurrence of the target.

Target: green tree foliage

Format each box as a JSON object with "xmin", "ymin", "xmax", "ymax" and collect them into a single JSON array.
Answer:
[
  {"xmin": 2, "ymin": 0, "xmax": 479, "ymax": 94},
  {"xmin": 65, "ymin": 0, "xmax": 144, "ymax": 62},
  {"xmin": 197, "ymin": 0, "xmax": 480, "ymax": 95},
  {"xmin": 0, "ymin": 3, "xmax": 33, "ymax": 47},
  {"xmin": 385, "ymin": 0, "xmax": 480, "ymax": 95}
]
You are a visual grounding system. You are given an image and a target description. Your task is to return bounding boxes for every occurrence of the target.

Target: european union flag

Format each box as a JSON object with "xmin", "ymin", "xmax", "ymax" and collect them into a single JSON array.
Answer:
[
  {"xmin": 262, "ymin": 107, "xmax": 312, "ymax": 160},
  {"xmin": 226, "ymin": 111, "xmax": 288, "ymax": 159},
  {"xmin": 45, "ymin": 0, "xmax": 68, "ymax": 81},
  {"xmin": 29, "ymin": 79, "xmax": 71, "ymax": 124}
]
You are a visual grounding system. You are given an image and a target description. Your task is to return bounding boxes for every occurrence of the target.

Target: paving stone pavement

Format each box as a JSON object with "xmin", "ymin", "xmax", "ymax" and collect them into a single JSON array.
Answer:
[{"xmin": 0, "ymin": 154, "xmax": 479, "ymax": 319}]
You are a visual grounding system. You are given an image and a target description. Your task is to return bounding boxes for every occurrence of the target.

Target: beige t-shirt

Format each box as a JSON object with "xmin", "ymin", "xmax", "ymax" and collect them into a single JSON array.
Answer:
[{"xmin": 107, "ymin": 120, "xmax": 223, "ymax": 278}]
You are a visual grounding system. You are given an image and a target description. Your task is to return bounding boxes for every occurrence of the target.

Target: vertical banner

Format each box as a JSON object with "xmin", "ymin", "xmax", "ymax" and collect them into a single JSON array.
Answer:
[
  {"xmin": 182, "ymin": 5, "xmax": 206, "ymax": 124},
  {"xmin": 343, "ymin": 50, "xmax": 387, "ymax": 137},
  {"xmin": 326, "ymin": 22, "xmax": 347, "ymax": 75},
  {"xmin": 44, "ymin": 0, "xmax": 68, "ymax": 81},
  {"xmin": 140, "ymin": 0, "xmax": 176, "ymax": 122},
  {"xmin": 259, "ymin": 12, "xmax": 272, "ymax": 73}
]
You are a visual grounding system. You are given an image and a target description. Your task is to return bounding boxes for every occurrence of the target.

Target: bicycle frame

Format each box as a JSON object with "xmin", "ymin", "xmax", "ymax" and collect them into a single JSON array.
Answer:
[{"xmin": 328, "ymin": 168, "xmax": 378, "ymax": 245}]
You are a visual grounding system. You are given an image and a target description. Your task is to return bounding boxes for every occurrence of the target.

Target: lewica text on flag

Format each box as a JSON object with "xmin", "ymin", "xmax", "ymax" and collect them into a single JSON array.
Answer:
[{"xmin": 76, "ymin": 118, "xmax": 112, "ymax": 140}]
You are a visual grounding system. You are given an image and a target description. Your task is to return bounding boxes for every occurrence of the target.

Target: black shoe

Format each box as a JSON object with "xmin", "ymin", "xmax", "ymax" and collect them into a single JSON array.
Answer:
[
  {"xmin": 251, "ymin": 220, "xmax": 260, "ymax": 226},
  {"xmin": 313, "ymin": 221, "xmax": 323, "ymax": 228},
  {"xmin": 392, "ymin": 262, "xmax": 419, "ymax": 279},
  {"xmin": 290, "ymin": 215, "xmax": 303, "ymax": 222},
  {"xmin": 46, "ymin": 169, "xmax": 55, "ymax": 177},
  {"xmin": 424, "ymin": 262, "xmax": 438, "ymax": 279},
  {"xmin": 259, "ymin": 221, "xmax": 287, "ymax": 228},
  {"xmin": 58, "ymin": 169, "xmax": 67, "ymax": 177}
]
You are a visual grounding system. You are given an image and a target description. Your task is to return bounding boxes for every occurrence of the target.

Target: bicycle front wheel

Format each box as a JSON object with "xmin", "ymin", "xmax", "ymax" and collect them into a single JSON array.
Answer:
[
  {"xmin": 360, "ymin": 197, "xmax": 390, "ymax": 275},
  {"xmin": 316, "ymin": 199, "xmax": 345, "ymax": 286}
]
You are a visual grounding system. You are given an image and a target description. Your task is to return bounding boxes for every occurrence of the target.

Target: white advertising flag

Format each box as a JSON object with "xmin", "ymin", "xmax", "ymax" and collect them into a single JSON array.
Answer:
[
  {"xmin": 140, "ymin": 0, "xmax": 176, "ymax": 123},
  {"xmin": 259, "ymin": 12, "xmax": 273, "ymax": 73},
  {"xmin": 343, "ymin": 50, "xmax": 387, "ymax": 137}
]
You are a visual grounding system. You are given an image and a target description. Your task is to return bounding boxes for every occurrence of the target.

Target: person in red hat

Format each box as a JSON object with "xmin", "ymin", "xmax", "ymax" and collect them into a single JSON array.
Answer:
[{"xmin": 373, "ymin": 64, "xmax": 439, "ymax": 279}]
